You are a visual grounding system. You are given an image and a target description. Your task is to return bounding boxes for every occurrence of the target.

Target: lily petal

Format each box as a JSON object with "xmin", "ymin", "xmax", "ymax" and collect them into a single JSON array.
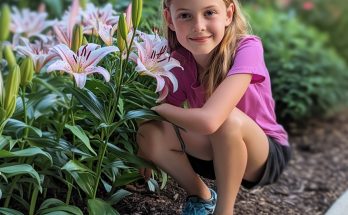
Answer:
[
  {"xmin": 83, "ymin": 46, "xmax": 118, "ymax": 68},
  {"xmin": 77, "ymin": 43, "xmax": 100, "ymax": 55},
  {"xmin": 155, "ymin": 76, "xmax": 165, "ymax": 93},
  {"xmin": 98, "ymin": 24, "xmax": 114, "ymax": 46},
  {"xmin": 51, "ymin": 44, "xmax": 78, "ymax": 71},
  {"xmin": 157, "ymin": 85, "xmax": 169, "ymax": 103},
  {"xmin": 158, "ymin": 71, "xmax": 178, "ymax": 92},
  {"xmin": 161, "ymin": 59, "xmax": 183, "ymax": 72},
  {"xmin": 46, "ymin": 60, "xmax": 72, "ymax": 73},
  {"xmin": 84, "ymin": 66, "xmax": 110, "ymax": 82},
  {"xmin": 73, "ymin": 73, "xmax": 87, "ymax": 89}
]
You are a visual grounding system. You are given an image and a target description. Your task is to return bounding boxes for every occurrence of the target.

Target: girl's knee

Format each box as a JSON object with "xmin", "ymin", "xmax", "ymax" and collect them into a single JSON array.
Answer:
[
  {"xmin": 136, "ymin": 121, "xmax": 172, "ymax": 154},
  {"xmin": 215, "ymin": 110, "xmax": 244, "ymax": 136},
  {"xmin": 137, "ymin": 121, "xmax": 163, "ymax": 143}
]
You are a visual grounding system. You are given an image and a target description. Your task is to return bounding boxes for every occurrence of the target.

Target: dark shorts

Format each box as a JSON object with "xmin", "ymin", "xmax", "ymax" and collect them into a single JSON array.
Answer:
[{"xmin": 173, "ymin": 125, "xmax": 291, "ymax": 189}]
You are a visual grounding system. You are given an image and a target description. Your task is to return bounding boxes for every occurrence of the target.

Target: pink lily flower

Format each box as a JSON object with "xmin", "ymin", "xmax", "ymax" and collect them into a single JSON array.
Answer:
[
  {"xmin": 99, "ymin": 4, "xmax": 135, "ymax": 47},
  {"xmin": 53, "ymin": 0, "xmax": 80, "ymax": 48},
  {"xmin": 98, "ymin": 23, "xmax": 118, "ymax": 46},
  {"xmin": 81, "ymin": 3, "xmax": 119, "ymax": 36},
  {"xmin": 10, "ymin": 7, "xmax": 56, "ymax": 42},
  {"xmin": 130, "ymin": 33, "xmax": 183, "ymax": 102},
  {"xmin": 47, "ymin": 43, "xmax": 119, "ymax": 88},
  {"xmin": 15, "ymin": 36, "xmax": 56, "ymax": 73}
]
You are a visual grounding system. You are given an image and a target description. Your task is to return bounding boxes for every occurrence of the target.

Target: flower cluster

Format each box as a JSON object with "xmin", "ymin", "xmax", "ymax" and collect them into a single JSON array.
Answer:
[{"xmin": 3, "ymin": 0, "xmax": 181, "ymax": 100}]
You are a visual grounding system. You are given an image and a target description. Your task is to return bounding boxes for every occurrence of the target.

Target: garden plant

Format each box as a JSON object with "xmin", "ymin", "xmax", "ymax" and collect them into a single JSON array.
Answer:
[{"xmin": 0, "ymin": 0, "xmax": 179, "ymax": 214}]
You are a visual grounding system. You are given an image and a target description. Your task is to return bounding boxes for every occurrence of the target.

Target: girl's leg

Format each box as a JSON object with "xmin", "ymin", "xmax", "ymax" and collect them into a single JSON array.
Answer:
[
  {"xmin": 209, "ymin": 108, "xmax": 269, "ymax": 215},
  {"xmin": 136, "ymin": 120, "xmax": 212, "ymax": 199}
]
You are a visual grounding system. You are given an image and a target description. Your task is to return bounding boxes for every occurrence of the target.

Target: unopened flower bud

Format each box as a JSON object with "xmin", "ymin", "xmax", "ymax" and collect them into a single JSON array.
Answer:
[
  {"xmin": 0, "ymin": 72, "xmax": 4, "ymax": 106},
  {"xmin": 80, "ymin": 0, "xmax": 87, "ymax": 10},
  {"xmin": 20, "ymin": 57, "xmax": 34, "ymax": 87},
  {"xmin": 0, "ymin": 4, "xmax": 11, "ymax": 42},
  {"xmin": 117, "ymin": 28, "xmax": 126, "ymax": 52},
  {"xmin": 118, "ymin": 13, "xmax": 128, "ymax": 41},
  {"xmin": 71, "ymin": 24, "xmax": 84, "ymax": 52},
  {"xmin": 82, "ymin": 36, "xmax": 88, "ymax": 45},
  {"xmin": 4, "ymin": 65, "xmax": 20, "ymax": 118},
  {"xmin": 132, "ymin": 0, "xmax": 142, "ymax": 28},
  {"xmin": 3, "ymin": 45, "xmax": 17, "ymax": 70}
]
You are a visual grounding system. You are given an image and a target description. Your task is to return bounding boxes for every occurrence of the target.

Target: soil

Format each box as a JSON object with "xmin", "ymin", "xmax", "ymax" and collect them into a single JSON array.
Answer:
[{"xmin": 117, "ymin": 110, "xmax": 348, "ymax": 215}]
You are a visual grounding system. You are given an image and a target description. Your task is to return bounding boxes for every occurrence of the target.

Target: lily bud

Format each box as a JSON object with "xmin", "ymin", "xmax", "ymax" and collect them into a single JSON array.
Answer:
[
  {"xmin": 3, "ymin": 45, "xmax": 17, "ymax": 70},
  {"xmin": 0, "ymin": 71, "xmax": 4, "ymax": 106},
  {"xmin": 0, "ymin": 4, "xmax": 11, "ymax": 42},
  {"xmin": 71, "ymin": 24, "xmax": 84, "ymax": 52},
  {"xmin": 20, "ymin": 57, "xmax": 34, "ymax": 87},
  {"xmin": 4, "ymin": 65, "xmax": 20, "ymax": 118},
  {"xmin": 118, "ymin": 13, "xmax": 128, "ymax": 41},
  {"xmin": 132, "ymin": 0, "xmax": 142, "ymax": 28},
  {"xmin": 116, "ymin": 27, "xmax": 125, "ymax": 52},
  {"xmin": 82, "ymin": 36, "xmax": 88, "ymax": 45},
  {"xmin": 80, "ymin": 0, "xmax": 87, "ymax": 10}
]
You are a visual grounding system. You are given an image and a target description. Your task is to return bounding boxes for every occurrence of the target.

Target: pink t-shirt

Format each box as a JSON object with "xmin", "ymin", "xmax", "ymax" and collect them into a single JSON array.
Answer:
[{"xmin": 165, "ymin": 36, "xmax": 289, "ymax": 146}]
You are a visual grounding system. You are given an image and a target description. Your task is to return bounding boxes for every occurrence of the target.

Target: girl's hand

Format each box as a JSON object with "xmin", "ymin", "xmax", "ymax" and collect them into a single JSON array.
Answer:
[{"xmin": 151, "ymin": 103, "xmax": 170, "ymax": 114}]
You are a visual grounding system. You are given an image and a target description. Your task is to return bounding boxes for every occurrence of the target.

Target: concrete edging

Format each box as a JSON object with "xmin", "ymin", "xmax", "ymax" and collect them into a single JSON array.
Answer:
[{"xmin": 325, "ymin": 189, "xmax": 348, "ymax": 215}]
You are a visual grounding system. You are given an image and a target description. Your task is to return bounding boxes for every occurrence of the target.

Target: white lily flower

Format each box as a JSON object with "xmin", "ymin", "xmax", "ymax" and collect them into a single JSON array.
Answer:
[
  {"xmin": 47, "ymin": 43, "xmax": 118, "ymax": 88},
  {"xmin": 81, "ymin": 3, "xmax": 119, "ymax": 36},
  {"xmin": 15, "ymin": 36, "xmax": 56, "ymax": 73},
  {"xmin": 10, "ymin": 6, "xmax": 56, "ymax": 42},
  {"xmin": 53, "ymin": 0, "xmax": 80, "ymax": 48},
  {"xmin": 130, "ymin": 33, "xmax": 183, "ymax": 102}
]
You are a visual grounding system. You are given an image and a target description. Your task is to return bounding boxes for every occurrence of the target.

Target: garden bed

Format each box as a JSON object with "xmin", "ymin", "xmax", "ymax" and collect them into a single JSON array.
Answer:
[{"xmin": 117, "ymin": 109, "xmax": 348, "ymax": 214}]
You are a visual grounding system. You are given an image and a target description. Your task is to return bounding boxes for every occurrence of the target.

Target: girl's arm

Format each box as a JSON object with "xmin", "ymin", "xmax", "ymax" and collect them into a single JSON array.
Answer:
[{"xmin": 152, "ymin": 73, "xmax": 252, "ymax": 134}]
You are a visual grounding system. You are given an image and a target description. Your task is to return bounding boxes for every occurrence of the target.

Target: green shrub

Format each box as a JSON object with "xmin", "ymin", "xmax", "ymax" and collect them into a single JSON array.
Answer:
[
  {"xmin": 245, "ymin": 6, "xmax": 348, "ymax": 123},
  {"xmin": 291, "ymin": 0, "xmax": 348, "ymax": 64}
]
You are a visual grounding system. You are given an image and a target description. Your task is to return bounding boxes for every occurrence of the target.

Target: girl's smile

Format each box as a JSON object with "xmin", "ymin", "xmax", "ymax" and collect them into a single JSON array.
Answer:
[{"xmin": 189, "ymin": 35, "xmax": 213, "ymax": 43}]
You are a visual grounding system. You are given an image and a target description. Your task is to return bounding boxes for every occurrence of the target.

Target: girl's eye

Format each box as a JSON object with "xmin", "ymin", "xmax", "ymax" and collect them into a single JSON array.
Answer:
[
  {"xmin": 205, "ymin": 10, "xmax": 217, "ymax": 17},
  {"xmin": 178, "ymin": 13, "xmax": 191, "ymax": 20}
]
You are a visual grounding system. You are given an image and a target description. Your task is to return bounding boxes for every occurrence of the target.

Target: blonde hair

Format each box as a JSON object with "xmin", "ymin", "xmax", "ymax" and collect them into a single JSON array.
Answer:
[{"xmin": 162, "ymin": 0, "xmax": 250, "ymax": 98}]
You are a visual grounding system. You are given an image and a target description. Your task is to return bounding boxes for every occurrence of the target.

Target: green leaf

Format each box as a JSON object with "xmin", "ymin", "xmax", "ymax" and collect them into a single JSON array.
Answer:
[
  {"xmin": 65, "ymin": 124, "xmax": 96, "ymax": 156},
  {"xmin": 113, "ymin": 171, "xmax": 142, "ymax": 187},
  {"xmin": 160, "ymin": 169, "xmax": 168, "ymax": 190},
  {"xmin": 27, "ymin": 137, "xmax": 93, "ymax": 157},
  {"xmin": 62, "ymin": 160, "xmax": 96, "ymax": 198},
  {"xmin": 107, "ymin": 189, "xmax": 132, "ymax": 205},
  {"xmin": 147, "ymin": 178, "xmax": 159, "ymax": 192},
  {"xmin": 68, "ymin": 87, "xmax": 107, "ymax": 123},
  {"xmin": 0, "ymin": 147, "xmax": 52, "ymax": 166},
  {"xmin": 0, "ymin": 164, "xmax": 41, "ymax": 190},
  {"xmin": 37, "ymin": 198, "xmax": 83, "ymax": 215},
  {"xmin": 37, "ymin": 206, "xmax": 83, "ymax": 215},
  {"xmin": 88, "ymin": 198, "xmax": 119, "ymax": 215},
  {"xmin": 0, "ymin": 208, "xmax": 24, "ymax": 215},
  {"xmin": 106, "ymin": 143, "xmax": 156, "ymax": 169},
  {"xmin": 4, "ymin": 118, "xmax": 42, "ymax": 137},
  {"xmin": 0, "ymin": 135, "xmax": 10, "ymax": 150},
  {"xmin": 125, "ymin": 109, "xmax": 162, "ymax": 121}
]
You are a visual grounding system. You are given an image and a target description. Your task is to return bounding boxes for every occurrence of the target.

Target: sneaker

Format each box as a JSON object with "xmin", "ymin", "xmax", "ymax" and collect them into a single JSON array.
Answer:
[{"xmin": 182, "ymin": 188, "xmax": 217, "ymax": 215}]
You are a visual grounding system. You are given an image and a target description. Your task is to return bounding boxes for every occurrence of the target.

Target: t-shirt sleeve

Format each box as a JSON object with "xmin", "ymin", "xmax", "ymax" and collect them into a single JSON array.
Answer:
[{"xmin": 227, "ymin": 36, "xmax": 267, "ymax": 84}]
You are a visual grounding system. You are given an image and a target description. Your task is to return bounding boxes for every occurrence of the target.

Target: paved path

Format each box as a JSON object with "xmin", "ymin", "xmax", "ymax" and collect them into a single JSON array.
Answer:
[{"xmin": 326, "ymin": 189, "xmax": 348, "ymax": 215}]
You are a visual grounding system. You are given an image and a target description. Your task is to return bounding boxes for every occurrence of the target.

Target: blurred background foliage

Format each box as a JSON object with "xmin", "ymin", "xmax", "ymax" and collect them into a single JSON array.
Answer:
[{"xmin": 2, "ymin": 0, "xmax": 348, "ymax": 126}]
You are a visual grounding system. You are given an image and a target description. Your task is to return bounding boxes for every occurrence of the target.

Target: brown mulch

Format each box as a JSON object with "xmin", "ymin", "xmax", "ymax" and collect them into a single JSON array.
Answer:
[{"xmin": 117, "ymin": 110, "xmax": 348, "ymax": 215}]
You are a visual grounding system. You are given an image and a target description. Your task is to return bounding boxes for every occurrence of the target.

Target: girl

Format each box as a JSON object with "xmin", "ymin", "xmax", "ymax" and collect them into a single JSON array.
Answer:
[{"xmin": 137, "ymin": 0, "xmax": 291, "ymax": 214}]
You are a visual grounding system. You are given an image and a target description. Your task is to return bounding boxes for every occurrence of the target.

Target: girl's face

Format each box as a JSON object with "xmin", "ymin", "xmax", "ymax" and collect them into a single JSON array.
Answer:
[{"xmin": 164, "ymin": 0, "xmax": 234, "ymax": 57}]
